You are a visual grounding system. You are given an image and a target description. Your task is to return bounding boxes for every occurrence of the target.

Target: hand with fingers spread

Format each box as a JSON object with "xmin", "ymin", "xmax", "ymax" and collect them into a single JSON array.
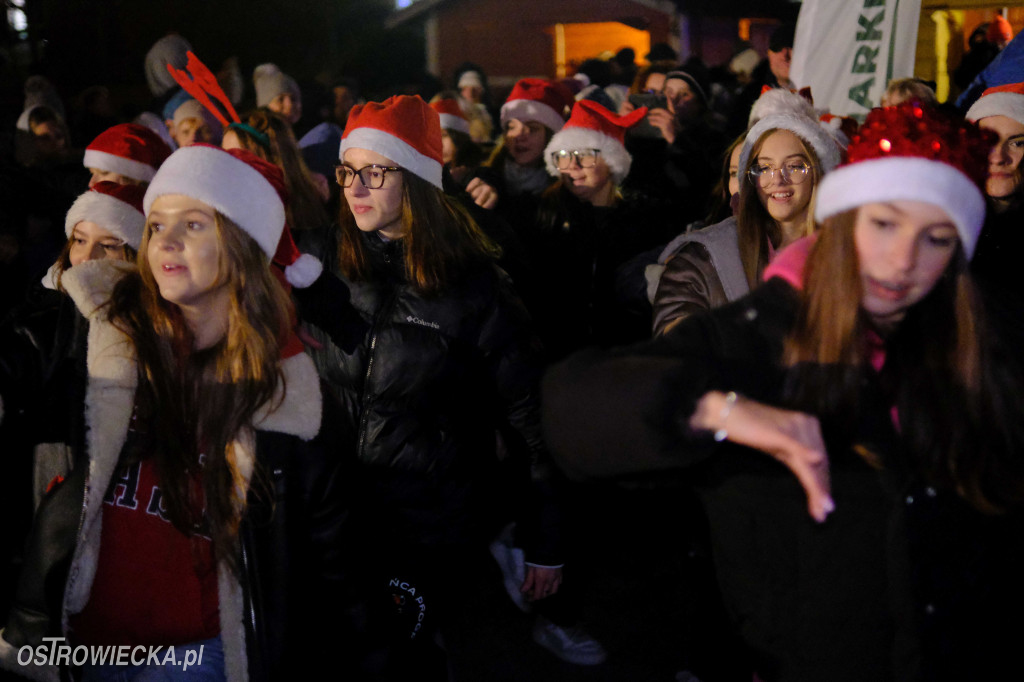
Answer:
[
  {"xmin": 521, "ymin": 565, "xmax": 563, "ymax": 602},
  {"xmin": 690, "ymin": 390, "xmax": 835, "ymax": 522},
  {"xmin": 466, "ymin": 177, "xmax": 499, "ymax": 209}
]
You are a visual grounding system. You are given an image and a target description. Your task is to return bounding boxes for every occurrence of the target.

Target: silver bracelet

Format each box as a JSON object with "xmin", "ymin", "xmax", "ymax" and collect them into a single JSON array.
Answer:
[{"xmin": 713, "ymin": 391, "xmax": 738, "ymax": 442}]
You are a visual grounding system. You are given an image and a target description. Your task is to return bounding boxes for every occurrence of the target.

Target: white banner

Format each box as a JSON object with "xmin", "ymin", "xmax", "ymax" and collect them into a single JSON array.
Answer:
[{"xmin": 791, "ymin": 0, "xmax": 922, "ymax": 119}]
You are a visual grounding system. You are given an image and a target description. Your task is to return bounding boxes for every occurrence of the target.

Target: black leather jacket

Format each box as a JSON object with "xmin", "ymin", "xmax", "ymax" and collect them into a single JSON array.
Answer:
[{"xmin": 0, "ymin": 261, "xmax": 358, "ymax": 682}]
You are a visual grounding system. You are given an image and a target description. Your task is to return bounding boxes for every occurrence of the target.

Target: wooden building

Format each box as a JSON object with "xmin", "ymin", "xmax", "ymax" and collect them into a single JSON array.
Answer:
[{"xmin": 385, "ymin": 0, "xmax": 680, "ymax": 88}]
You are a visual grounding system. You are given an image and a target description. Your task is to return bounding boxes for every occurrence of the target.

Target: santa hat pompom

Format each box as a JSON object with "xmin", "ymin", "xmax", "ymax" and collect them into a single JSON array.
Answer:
[{"xmin": 748, "ymin": 87, "xmax": 816, "ymax": 126}]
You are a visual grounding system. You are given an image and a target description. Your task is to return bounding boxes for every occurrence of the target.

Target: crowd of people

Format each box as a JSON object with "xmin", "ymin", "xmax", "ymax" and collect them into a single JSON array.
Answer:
[{"xmin": 0, "ymin": 20, "xmax": 1023, "ymax": 682}]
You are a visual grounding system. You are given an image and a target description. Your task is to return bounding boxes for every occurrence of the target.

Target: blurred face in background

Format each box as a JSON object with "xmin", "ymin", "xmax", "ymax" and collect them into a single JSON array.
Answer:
[
  {"xmin": 505, "ymin": 119, "xmax": 548, "ymax": 166},
  {"xmin": 768, "ymin": 46, "xmax": 793, "ymax": 84},
  {"xmin": 172, "ymin": 117, "xmax": 214, "ymax": 148},
  {"xmin": 31, "ymin": 120, "xmax": 68, "ymax": 158},
  {"xmin": 664, "ymin": 77, "xmax": 702, "ymax": 121},
  {"xmin": 269, "ymin": 92, "xmax": 302, "ymax": 125}
]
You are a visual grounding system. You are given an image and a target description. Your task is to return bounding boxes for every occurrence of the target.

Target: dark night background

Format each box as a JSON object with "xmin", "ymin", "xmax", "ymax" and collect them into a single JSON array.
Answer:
[{"xmin": 0, "ymin": 0, "xmax": 799, "ymax": 132}]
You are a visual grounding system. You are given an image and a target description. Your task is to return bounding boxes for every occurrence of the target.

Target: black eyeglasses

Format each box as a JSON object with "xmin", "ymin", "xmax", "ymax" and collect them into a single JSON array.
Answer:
[
  {"xmin": 335, "ymin": 164, "xmax": 403, "ymax": 189},
  {"xmin": 551, "ymin": 148, "xmax": 602, "ymax": 170},
  {"xmin": 747, "ymin": 162, "xmax": 815, "ymax": 188}
]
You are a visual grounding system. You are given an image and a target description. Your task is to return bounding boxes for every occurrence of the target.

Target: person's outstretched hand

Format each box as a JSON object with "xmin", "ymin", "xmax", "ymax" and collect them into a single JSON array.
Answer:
[{"xmin": 691, "ymin": 391, "xmax": 834, "ymax": 522}]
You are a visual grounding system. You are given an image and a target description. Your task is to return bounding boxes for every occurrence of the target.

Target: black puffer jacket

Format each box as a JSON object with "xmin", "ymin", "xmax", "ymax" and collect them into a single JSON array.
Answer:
[{"xmin": 297, "ymin": 232, "xmax": 562, "ymax": 565}]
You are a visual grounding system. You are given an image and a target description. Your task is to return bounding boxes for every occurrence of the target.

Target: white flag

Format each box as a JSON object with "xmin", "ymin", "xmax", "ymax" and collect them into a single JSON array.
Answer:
[{"xmin": 791, "ymin": 0, "xmax": 922, "ymax": 118}]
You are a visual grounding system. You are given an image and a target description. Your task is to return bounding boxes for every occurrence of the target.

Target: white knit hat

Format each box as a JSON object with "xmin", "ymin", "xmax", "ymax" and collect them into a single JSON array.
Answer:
[{"xmin": 254, "ymin": 63, "xmax": 300, "ymax": 108}]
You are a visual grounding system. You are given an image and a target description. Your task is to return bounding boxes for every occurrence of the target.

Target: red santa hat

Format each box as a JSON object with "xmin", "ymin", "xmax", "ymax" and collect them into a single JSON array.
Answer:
[
  {"xmin": 543, "ymin": 99, "xmax": 647, "ymax": 185},
  {"xmin": 339, "ymin": 95, "xmax": 444, "ymax": 189},
  {"xmin": 815, "ymin": 103, "xmax": 992, "ymax": 259},
  {"xmin": 143, "ymin": 145, "xmax": 321, "ymax": 286},
  {"xmin": 966, "ymin": 81, "xmax": 1024, "ymax": 128},
  {"xmin": 430, "ymin": 98, "xmax": 471, "ymax": 135},
  {"xmin": 500, "ymin": 78, "xmax": 571, "ymax": 133},
  {"xmin": 84, "ymin": 123, "xmax": 173, "ymax": 183},
  {"xmin": 65, "ymin": 181, "xmax": 147, "ymax": 250}
]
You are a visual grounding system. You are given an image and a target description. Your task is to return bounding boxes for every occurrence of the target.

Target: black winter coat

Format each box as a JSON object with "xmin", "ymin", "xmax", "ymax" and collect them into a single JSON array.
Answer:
[
  {"xmin": 525, "ymin": 187, "xmax": 678, "ymax": 360},
  {"xmin": 296, "ymin": 232, "xmax": 562, "ymax": 565},
  {"xmin": 542, "ymin": 277, "xmax": 1024, "ymax": 682}
]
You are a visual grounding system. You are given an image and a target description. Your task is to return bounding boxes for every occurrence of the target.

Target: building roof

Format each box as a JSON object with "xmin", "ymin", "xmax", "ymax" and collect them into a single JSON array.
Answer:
[{"xmin": 386, "ymin": 0, "xmax": 678, "ymax": 29}]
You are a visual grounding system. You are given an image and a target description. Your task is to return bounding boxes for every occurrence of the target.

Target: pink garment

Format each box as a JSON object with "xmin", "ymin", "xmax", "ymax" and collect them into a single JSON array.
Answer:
[
  {"xmin": 762, "ymin": 234, "xmax": 900, "ymax": 430},
  {"xmin": 762, "ymin": 234, "xmax": 817, "ymax": 290}
]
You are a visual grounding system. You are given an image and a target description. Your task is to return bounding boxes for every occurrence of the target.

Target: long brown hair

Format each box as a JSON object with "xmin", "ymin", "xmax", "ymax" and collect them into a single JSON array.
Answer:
[
  {"xmin": 736, "ymin": 128, "xmax": 821, "ymax": 289},
  {"xmin": 784, "ymin": 209, "xmax": 1024, "ymax": 512},
  {"xmin": 228, "ymin": 109, "xmax": 330, "ymax": 231},
  {"xmin": 338, "ymin": 170, "xmax": 499, "ymax": 294},
  {"xmin": 106, "ymin": 211, "xmax": 292, "ymax": 571}
]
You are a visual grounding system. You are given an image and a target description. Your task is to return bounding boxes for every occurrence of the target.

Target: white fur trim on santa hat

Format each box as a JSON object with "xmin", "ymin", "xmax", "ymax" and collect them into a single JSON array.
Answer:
[
  {"xmin": 739, "ymin": 112, "xmax": 842, "ymax": 175},
  {"xmin": 500, "ymin": 99, "xmax": 565, "ymax": 134},
  {"xmin": 339, "ymin": 127, "xmax": 443, "ymax": 189},
  {"xmin": 966, "ymin": 91, "xmax": 1024, "ymax": 128},
  {"xmin": 83, "ymin": 149, "xmax": 157, "ymax": 183},
  {"xmin": 285, "ymin": 252, "xmax": 323, "ymax": 289},
  {"xmin": 748, "ymin": 88, "xmax": 816, "ymax": 126},
  {"xmin": 438, "ymin": 113, "xmax": 470, "ymax": 135},
  {"xmin": 144, "ymin": 146, "xmax": 285, "ymax": 259},
  {"xmin": 65, "ymin": 191, "xmax": 146, "ymax": 249},
  {"xmin": 815, "ymin": 156, "xmax": 985, "ymax": 259},
  {"xmin": 543, "ymin": 127, "xmax": 632, "ymax": 185}
]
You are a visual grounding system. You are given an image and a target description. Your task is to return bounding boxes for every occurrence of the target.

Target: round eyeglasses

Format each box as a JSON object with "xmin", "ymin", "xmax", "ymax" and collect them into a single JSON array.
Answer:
[
  {"xmin": 747, "ymin": 162, "xmax": 815, "ymax": 188},
  {"xmin": 335, "ymin": 164, "xmax": 403, "ymax": 189},
  {"xmin": 551, "ymin": 148, "xmax": 602, "ymax": 170}
]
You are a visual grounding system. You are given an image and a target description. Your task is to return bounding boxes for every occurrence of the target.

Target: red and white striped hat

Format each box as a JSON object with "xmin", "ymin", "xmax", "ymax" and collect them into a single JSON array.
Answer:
[
  {"xmin": 65, "ymin": 181, "xmax": 147, "ymax": 249},
  {"xmin": 430, "ymin": 98, "xmax": 470, "ymax": 135},
  {"xmin": 84, "ymin": 123, "xmax": 173, "ymax": 183},
  {"xmin": 339, "ymin": 95, "xmax": 444, "ymax": 189}
]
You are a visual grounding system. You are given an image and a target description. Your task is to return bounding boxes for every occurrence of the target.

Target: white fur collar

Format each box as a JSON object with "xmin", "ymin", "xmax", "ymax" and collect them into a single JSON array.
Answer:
[{"xmin": 55, "ymin": 260, "xmax": 321, "ymax": 682}]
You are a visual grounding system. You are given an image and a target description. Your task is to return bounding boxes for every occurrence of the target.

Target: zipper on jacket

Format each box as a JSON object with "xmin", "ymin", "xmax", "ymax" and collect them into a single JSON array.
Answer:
[{"xmin": 357, "ymin": 290, "xmax": 398, "ymax": 458}]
